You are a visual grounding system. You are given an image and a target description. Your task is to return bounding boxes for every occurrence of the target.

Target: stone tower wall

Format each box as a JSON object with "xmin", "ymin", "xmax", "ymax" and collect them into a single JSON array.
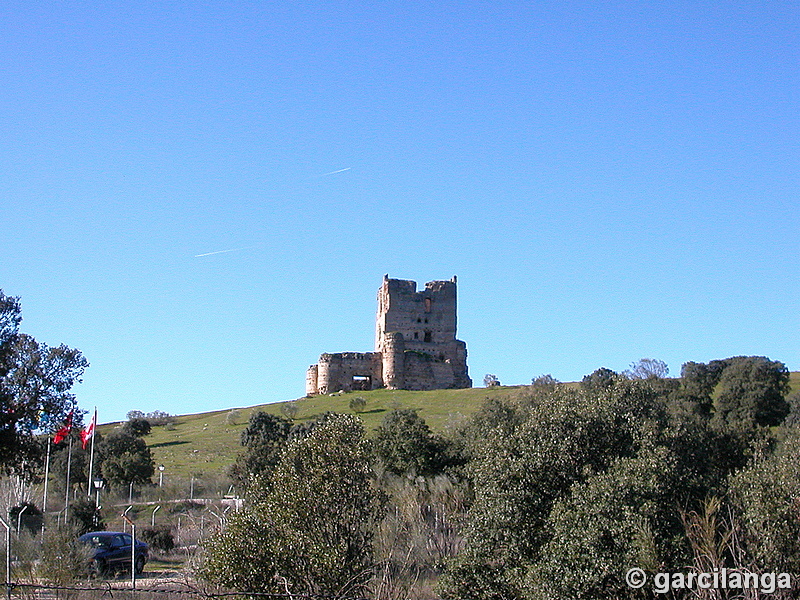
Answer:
[{"xmin": 375, "ymin": 275, "xmax": 457, "ymax": 352}]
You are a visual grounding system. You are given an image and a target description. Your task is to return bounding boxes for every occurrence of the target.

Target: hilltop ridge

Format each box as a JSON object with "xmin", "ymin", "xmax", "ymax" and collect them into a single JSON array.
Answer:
[{"xmin": 101, "ymin": 372, "xmax": 800, "ymax": 479}]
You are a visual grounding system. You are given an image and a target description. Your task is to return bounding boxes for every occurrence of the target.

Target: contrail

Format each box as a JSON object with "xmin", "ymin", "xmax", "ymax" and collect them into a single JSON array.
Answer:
[
  {"xmin": 317, "ymin": 167, "xmax": 351, "ymax": 177},
  {"xmin": 194, "ymin": 246, "xmax": 254, "ymax": 258}
]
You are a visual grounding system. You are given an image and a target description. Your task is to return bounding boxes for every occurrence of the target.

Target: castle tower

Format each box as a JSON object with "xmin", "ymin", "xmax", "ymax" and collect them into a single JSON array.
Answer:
[
  {"xmin": 306, "ymin": 275, "xmax": 471, "ymax": 395},
  {"xmin": 375, "ymin": 275, "xmax": 471, "ymax": 390},
  {"xmin": 375, "ymin": 275, "xmax": 457, "ymax": 351}
]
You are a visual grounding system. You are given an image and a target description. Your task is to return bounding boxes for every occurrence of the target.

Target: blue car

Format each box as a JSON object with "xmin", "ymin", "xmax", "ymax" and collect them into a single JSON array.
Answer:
[{"xmin": 79, "ymin": 531, "xmax": 148, "ymax": 576}]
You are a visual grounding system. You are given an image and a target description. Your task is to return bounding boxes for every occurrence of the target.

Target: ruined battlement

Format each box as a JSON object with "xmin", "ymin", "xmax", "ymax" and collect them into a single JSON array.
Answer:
[{"xmin": 306, "ymin": 275, "xmax": 471, "ymax": 395}]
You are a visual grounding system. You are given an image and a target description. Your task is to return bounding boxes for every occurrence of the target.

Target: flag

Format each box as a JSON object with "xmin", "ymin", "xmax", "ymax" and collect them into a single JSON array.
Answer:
[
  {"xmin": 53, "ymin": 411, "xmax": 73, "ymax": 444},
  {"xmin": 81, "ymin": 410, "xmax": 96, "ymax": 449}
]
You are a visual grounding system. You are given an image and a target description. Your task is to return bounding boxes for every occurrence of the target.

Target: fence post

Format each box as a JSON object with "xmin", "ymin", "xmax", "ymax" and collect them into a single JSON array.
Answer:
[
  {"xmin": 0, "ymin": 516, "xmax": 10, "ymax": 600},
  {"xmin": 122, "ymin": 507, "xmax": 136, "ymax": 590}
]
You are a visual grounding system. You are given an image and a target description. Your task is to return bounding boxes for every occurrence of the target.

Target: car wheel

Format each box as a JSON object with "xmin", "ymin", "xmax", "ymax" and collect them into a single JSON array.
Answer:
[
  {"xmin": 91, "ymin": 558, "xmax": 106, "ymax": 578},
  {"xmin": 134, "ymin": 556, "xmax": 145, "ymax": 575}
]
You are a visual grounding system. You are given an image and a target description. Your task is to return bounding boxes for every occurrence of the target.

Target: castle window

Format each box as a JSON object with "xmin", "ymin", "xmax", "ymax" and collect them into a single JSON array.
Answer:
[
  {"xmin": 414, "ymin": 332, "xmax": 419, "ymax": 339},
  {"xmin": 417, "ymin": 318, "xmax": 421, "ymax": 323},
  {"xmin": 424, "ymin": 331, "xmax": 432, "ymax": 343},
  {"xmin": 424, "ymin": 298, "xmax": 432, "ymax": 312}
]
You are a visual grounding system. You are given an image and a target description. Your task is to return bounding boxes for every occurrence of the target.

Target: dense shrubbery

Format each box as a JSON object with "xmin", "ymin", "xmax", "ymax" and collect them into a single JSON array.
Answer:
[
  {"xmin": 437, "ymin": 357, "xmax": 797, "ymax": 599},
  {"xmin": 198, "ymin": 355, "xmax": 800, "ymax": 598}
]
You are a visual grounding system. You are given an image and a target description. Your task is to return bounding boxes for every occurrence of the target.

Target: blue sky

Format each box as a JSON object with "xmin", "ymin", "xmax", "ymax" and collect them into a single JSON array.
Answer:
[{"xmin": 2, "ymin": 1, "xmax": 798, "ymax": 424}]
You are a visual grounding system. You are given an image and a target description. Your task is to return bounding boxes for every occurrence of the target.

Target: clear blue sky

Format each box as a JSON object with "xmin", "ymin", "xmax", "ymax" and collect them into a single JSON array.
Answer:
[{"xmin": 2, "ymin": 1, "xmax": 797, "ymax": 424}]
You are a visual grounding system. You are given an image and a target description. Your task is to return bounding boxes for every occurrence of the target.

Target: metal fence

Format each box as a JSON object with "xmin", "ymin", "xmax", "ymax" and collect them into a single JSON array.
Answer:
[{"xmin": 4, "ymin": 584, "xmax": 373, "ymax": 600}]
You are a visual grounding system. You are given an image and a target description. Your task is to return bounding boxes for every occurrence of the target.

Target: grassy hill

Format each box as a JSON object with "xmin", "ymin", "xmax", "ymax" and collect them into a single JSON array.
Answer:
[
  {"xmin": 99, "ymin": 386, "xmax": 528, "ymax": 479},
  {"xmin": 100, "ymin": 372, "xmax": 800, "ymax": 480}
]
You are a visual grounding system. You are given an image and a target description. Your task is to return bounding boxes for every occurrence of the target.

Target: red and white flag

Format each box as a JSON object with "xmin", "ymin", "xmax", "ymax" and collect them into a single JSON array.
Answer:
[
  {"xmin": 53, "ymin": 411, "xmax": 73, "ymax": 444},
  {"xmin": 80, "ymin": 410, "xmax": 96, "ymax": 449}
]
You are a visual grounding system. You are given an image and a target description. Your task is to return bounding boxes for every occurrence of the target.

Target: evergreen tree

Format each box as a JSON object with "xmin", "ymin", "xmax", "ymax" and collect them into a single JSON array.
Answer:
[{"xmin": 203, "ymin": 413, "xmax": 385, "ymax": 597}]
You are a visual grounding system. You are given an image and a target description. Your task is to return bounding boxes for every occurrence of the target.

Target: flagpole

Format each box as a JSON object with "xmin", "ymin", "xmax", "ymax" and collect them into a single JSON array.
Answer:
[
  {"xmin": 42, "ymin": 436, "xmax": 51, "ymax": 515},
  {"xmin": 64, "ymin": 435, "xmax": 72, "ymax": 523},
  {"xmin": 86, "ymin": 407, "xmax": 97, "ymax": 498}
]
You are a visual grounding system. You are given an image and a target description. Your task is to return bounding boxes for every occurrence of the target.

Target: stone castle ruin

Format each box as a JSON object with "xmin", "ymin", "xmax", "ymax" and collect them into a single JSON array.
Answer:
[{"xmin": 305, "ymin": 275, "xmax": 472, "ymax": 395}]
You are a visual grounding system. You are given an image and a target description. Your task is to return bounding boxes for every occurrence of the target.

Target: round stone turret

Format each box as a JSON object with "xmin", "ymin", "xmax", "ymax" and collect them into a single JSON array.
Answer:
[{"xmin": 382, "ymin": 331, "xmax": 405, "ymax": 389}]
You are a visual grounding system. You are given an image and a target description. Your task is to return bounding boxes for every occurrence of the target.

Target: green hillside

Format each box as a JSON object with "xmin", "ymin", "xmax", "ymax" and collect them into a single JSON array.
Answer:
[
  {"xmin": 101, "ymin": 372, "xmax": 800, "ymax": 480},
  {"xmin": 99, "ymin": 386, "xmax": 528, "ymax": 479}
]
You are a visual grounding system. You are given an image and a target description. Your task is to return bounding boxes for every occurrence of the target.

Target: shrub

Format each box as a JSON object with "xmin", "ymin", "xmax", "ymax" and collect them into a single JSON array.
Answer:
[
  {"xmin": 169, "ymin": 500, "xmax": 204, "ymax": 515},
  {"xmin": 140, "ymin": 525, "xmax": 175, "ymax": 552},
  {"xmin": 69, "ymin": 498, "xmax": 104, "ymax": 536},
  {"xmin": 349, "ymin": 396, "xmax": 367, "ymax": 413},
  {"xmin": 203, "ymin": 414, "xmax": 385, "ymax": 597},
  {"xmin": 9, "ymin": 502, "xmax": 44, "ymax": 535},
  {"xmin": 280, "ymin": 401, "xmax": 299, "ymax": 420},
  {"xmin": 39, "ymin": 524, "xmax": 93, "ymax": 584},
  {"xmin": 373, "ymin": 409, "xmax": 448, "ymax": 476}
]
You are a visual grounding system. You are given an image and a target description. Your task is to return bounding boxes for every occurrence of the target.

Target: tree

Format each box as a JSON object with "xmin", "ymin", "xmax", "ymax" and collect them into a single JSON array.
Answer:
[
  {"xmin": 483, "ymin": 374, "xmax": 500, "ymax": 387},
  {"xmin": 624, "ymin": 357, "xmax": 669, "ymax": 380},
  {"xmin": 531, "ymin": 374, "xmax": 559, "ymax": 387},
  {"xmin": 0, "ymin": 290, "xmax": 88, "ymax": 477},
  {"xmin": 713, "ymin": 356, "xmax": 790, "ymax": 430},
  {"xmin": 784, "ymin": 391, "xmax": 800, "ymax": 428},
  {"xmin": 729, "ymin": 428, "xmax": 800, "ymax": 573},
  {"xmin": 228, "ymin": 411, "xmax": 292, "ymax": 488},
  {"xmin": 203, "ymin": 413, "xmax": 385, "ymax": 597},
  {"xmin": 456, "ymin": 397, "xmax": 523, "ymax": 459},
  {"xmin": 145, "ymin": 410, "xmax": 174, "ymax": 426},
  {"xmin": 49, "ymin": 431, "xmax": 90, "ymax": 494},
  {"xmin": 373, "ymin": 409, "xmax": 448, "ymax": 476},
  {"xmin": 580, "ymin": 367, "xmax": 619, "ymax": 391},
  {"xmin": 9, "ymin": 502, "xmax": 44, "ymax": 535},
  {"xmin": 68, "ymin": 497, "xmax": 105, "ymax": 535},
  {"xmin": 525, "ymin": 448, "xmax": 681, "ymax": 599},
  {"xmin": 96, "ymin": 430, "xmax": 154, "ymax": 489},
  {"xmin": 122, "ymin": 417, "xmax": 151, "ymax": 437},
  {"xmin": 680, "ymin": 360, "xmax": 724, "ymax": 399}
]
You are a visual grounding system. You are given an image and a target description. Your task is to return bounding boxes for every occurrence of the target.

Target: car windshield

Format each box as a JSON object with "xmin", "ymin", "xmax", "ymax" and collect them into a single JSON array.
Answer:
[{"xmin": 86, "ymin": 536, "xmax": 112, "ymax": 548}]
